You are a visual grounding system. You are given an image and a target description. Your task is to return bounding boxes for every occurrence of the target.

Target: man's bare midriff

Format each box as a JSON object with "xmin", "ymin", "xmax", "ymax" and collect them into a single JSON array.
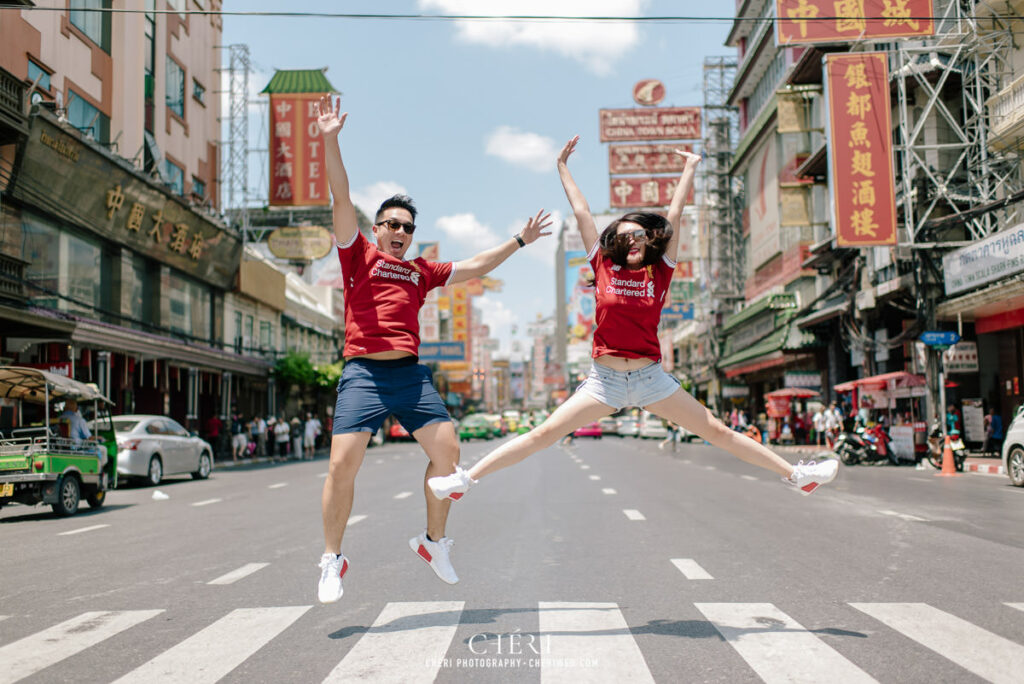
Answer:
[
  {"xmin": 594, "ymin": 354, "xmax": 656, "ymax": 371},
  {"xmin": 348, "ymin": 350, "xmax": 417, "ymax": 361}
]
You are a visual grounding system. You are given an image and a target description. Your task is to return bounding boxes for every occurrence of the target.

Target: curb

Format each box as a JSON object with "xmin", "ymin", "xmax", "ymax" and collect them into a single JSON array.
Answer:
[
  {"xmin": 214, "ymin": 450, "xmax": 328, "ymax": 469},
  {"xmin": 964, "ymin": 462, "xmax": 1006, "ymax": 475}
]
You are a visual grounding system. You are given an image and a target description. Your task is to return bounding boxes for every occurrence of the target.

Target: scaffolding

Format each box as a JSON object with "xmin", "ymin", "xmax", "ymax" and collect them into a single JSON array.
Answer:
[{"xmin": 220, "ymin": 43, "xmax": 250, "ymax": 241}]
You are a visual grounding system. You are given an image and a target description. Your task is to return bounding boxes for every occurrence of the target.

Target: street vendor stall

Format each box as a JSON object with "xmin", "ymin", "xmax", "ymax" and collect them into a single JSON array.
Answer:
[
  {"xmin": 834, "ymin": 371, "xmax": 927, "ymax": 461},
  {"xmin": 764, "ymin": 388, "xmax": 819, "ymax": 443}
]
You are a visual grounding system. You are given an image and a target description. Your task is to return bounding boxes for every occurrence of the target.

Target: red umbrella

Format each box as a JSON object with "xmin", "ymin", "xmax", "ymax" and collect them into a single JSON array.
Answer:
[{"xmin": 765, "ymin": 388, "xmax": 820, "ymax": 399}]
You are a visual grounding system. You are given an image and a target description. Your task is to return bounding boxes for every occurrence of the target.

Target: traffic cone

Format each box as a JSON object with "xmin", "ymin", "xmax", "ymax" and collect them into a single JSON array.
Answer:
[{"xmin": 935, "ymin": 435, "xmax": 961, "ymax": 477}]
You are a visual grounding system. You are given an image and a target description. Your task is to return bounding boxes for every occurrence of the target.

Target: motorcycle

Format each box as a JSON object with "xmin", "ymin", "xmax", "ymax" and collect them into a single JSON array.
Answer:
[
  {"xmin": 926, "ymin": 424, "xmax": 966, "ymax": 472},
  {"xmin": 834, "ymin": 425, "xmax": 896, "ymax": 465}
]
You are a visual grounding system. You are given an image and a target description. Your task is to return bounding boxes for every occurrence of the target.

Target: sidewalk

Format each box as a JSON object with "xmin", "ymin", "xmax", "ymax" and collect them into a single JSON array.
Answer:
[
  {"xmin": 772, "ymin": 444, "xmax": 1006, "ymax": 475},
  {"xmin": 214, "ymin": 448, "xmax": 328, "ymax": 469}
]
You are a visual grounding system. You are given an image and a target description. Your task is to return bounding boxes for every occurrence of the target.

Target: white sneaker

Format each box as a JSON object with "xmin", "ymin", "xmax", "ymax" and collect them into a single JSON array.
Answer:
[
  {"xmin": 785, "ymin": 459, "xmax": 839, "ymax": 495},
  {"xmin": 428, "ymin": 466, "xmax": 476, "ymax": 501},
  {"xmin": 409, "ymin": 532, "xmax": 459, "ymax": 584},
  {"xmin": 317, "ymin": 553, "xmax": 349, "ymax": 603}
]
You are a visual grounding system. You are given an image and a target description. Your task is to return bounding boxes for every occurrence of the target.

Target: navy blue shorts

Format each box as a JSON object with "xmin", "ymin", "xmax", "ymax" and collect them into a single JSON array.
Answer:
[{"xmin": 332, "ymin": 357, "xmax": 452, "ymax": 436}]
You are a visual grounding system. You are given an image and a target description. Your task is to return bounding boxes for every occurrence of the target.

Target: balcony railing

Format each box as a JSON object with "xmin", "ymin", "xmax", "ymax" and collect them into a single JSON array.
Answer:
[
  {"xmin": 0, "ymin": 65, "xmax": 28, "ymax": 140},
  {"xmin": 987, "ymin": 72, "xmax": 1024, "ymax": 150}
]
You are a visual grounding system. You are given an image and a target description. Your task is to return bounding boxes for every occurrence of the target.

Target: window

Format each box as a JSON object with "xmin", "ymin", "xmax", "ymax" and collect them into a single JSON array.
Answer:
[
  {"xmin": 259, "ymin": 321, "xmax": 273, "ymax": 350},
  {"xmin": 67, "ymin": 89, "xmax": 110, "ymax": 144},
  {"xmin": 27, "ymin": 59, "xmax": 51, "ymax": 92},
  {"xmin": 166, "ymin": 58, "xmax": 185, "ymax": 117},
  {"xmin": 127, "ymin": 254, "xmax": 155, "ymax": 330},
  {"xmin": 191, "ymin": 176, "xmax": 206, "ymax": 200},
  {"xmin": 192, "ymin": 79, "xmax": 205, "ymax": 105},
  {"xmin": 164, "ymin": 159, "xmax": 184, "ymax": 195},
  {"xmin": 20, "ymin": 212, "xmax": 103, "ymax": 316},
  {"xmin": 245, "ymin": 315, "xmax": 254, "ymax": 345},
  {"xmin": 144, "ymin": 1, "xmax": 156, "ymax": 133},
  {"xmin": 69, "ymin": 0, "xmax": 112, "ymax": 52},
  {"xmin": 233, "ymin": 310, "xmax": 243, "ymax": 352},
  {"xmin": 166, "ymin": 270, "xmax": 211, "ymax": 339}
]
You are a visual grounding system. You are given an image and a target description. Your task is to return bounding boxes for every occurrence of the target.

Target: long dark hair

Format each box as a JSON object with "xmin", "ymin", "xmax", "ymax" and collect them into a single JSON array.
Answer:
[{"xmin": 597, "ymin": 212, "xmax": 671, "ymax": 268}]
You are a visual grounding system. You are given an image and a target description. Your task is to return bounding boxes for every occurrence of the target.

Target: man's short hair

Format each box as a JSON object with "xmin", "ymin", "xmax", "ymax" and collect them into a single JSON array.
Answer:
[{"xmin": 375, "ymin": 194, "xmax": 417, "ymax": 223}]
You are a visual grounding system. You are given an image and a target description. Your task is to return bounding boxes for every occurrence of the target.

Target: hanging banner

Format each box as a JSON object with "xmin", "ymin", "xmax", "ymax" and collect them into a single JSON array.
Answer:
[
  {"xmin": 775, "ymin": 0, "xmax": 935, "ymax": 46},
  {"xmin": 269, "ymin": 93, "xmax": 329, "ymax": 206},
  {"xmin": 826, "ymin": 52, "xmax": 897, "ymax": 247}
]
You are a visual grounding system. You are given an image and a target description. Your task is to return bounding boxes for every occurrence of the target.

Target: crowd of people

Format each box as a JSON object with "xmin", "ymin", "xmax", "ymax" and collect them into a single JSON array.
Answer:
[{"xmin": 203, "ymin": 409, "xmax": 324, "ymax": 463}]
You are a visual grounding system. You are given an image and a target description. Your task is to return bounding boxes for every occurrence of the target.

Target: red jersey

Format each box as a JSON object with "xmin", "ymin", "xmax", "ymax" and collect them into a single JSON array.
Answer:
[
  {"xmin": 589, "ymin": 244, "xmax": 675, "ymax": 362},
  {"xmin": 337, "ymin": 231, "xmax": 455, "ymax": 358}
]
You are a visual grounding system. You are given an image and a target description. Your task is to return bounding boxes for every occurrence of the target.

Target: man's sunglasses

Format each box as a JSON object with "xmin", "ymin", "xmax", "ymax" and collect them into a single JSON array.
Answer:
[{"xmin": 376, "ymin": 218, "xmax": 416, "ymax": 235}]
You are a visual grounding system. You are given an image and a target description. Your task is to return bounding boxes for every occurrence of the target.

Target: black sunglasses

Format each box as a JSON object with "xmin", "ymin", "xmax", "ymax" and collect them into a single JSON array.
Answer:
[
  {"xmin": 619, "ymin": 228, "xmax": 648, "ymax": 243},
  {"xmin": 376, "ymin": 218, "xmax": 416, "ymax": 235}
]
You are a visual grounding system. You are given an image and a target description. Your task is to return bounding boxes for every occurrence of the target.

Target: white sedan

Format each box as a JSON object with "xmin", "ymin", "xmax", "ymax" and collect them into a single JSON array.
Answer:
[
  {"xmin": 107, "ymin": 415, "xmax": 214, "ymax": 486},
  {"xmin": 1002, "ymin": 405, "xmax": 1024, "ymax": 487}
]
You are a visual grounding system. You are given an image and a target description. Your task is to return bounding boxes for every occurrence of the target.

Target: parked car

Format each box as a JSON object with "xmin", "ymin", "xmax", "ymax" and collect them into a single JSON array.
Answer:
[
  {"xmin": 502, "ymin": 409, "xmax": 521, "ymax": 432},
  {"xmin": 617, "ymin": 417, "xmax": 639, "ymax": 437},
  {"xmin": 1002, "ymin": 405, "xmax": 1024, "ymax": 486},
  {"xmin": 638, "ymin": 411, "xmax": 668, "ymax": 439},
  {"xmin": 109, "ymin": 415, "xmax": 213, "ymax": 486},
  {"xmin": 481, "ymin": 413, "xmax": 509, "ymax": 436},
  {"xmin": 598, "ymin": 416, "xmax": 619, "ymax": 436},
  {"xmin": 459, "ymin": 414, "xmax": 496, "ymax": 441},
  {"xmin": 573, "ymin": 421, "xmax": 602, "ymax": 438}
]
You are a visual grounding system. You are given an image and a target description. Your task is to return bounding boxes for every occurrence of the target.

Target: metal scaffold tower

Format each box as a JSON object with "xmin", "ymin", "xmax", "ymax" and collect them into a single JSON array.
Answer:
[{"xmin": 220, "ymin": 43, "xmax": 251, "ymax": 241}]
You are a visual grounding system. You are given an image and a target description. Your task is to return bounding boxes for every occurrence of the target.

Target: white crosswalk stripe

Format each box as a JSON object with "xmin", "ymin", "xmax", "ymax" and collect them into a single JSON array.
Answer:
[
  {"xmin": 323, "ymin": 601, "xmax": 463, "ymax": 683},
  {"xmin": 695, "ymin": 603, "xmax": 878, "ymax": 684},
  {"xmin": 207, "ymin": 562, "xmax": 269, "ymax": 585},
  {"xmin": 539, "ymin": 601, "xmax": 654, "ymax": 683},
  {"xmin": 851, "ymin": 602, "xmax": 1024, "ymax": 684},
  {"xmin": 110, "ymin": 606, "xmax": 310, "ymax": 684},
  {"xmin": 1005, "ymin": 603, "xmax": 1024, "ymax": 613},
  {"xmin": 0, "ymin": 610, "xmax": 163, "ymax": 684},
  {"xmin": 671, "ymin": 558, "xmax": 713, "ymax": 580}
]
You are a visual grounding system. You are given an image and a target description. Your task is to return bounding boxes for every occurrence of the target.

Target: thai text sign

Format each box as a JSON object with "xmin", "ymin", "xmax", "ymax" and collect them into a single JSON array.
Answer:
[
  {"xmin": 775, "ymin": 0, "xmax": 934, "ymax": 45},
  {"xmin": 609, "ymin": 177, "xmax": 694, "ymax": 209},
  {"xmin": 943, "ymin": 222, "xmax": 1024, "ymax": 295},
  {"xmin": 609, "ymin": 144, "xmax": 692, "ymax": 174},
  {"xmin": 826, "ymin": 53, "xmax": 897, "ymax": 247},
  {"xmin": 599, "ymin": 107, "xmax": 701, "ymax": 142},
  {"xmin": 267, "ymin": 226, "xmax": 332, "ymax": 260},
  {"xmin": 269, "ymin": 94, "xmax": 329, "ymax": 206}
]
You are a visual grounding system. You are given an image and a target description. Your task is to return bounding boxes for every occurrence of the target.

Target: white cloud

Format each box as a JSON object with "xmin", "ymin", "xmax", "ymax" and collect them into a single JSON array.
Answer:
[
  {"xmin": 475, "ymin": 294, "xmax": 518, "ymax": 355},
  {"xmin": 350, "ymin": 181, "xmax": 409, "ymax": 220},
  {"xmin": 417, "ymin": 0, "xmax": 646, "ymax": 75},
  {"xmin": 434, "ymin": 213, "xmax": 501, "ymax": 253},
  {"xmin": 485, "ymin": 126, "xmax": 559, "ymax": 173}
]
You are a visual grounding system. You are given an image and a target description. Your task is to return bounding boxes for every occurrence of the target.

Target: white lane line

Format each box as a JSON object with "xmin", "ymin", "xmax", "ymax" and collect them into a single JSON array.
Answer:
[
  {"xmin": 539, "ymin": 601, "xmax": 654, "ymax": 683},
  {"xmin": 589, "ymin": 475, "xmax": 601, "ymax": 481},
  {"xmin": 671, "ymin": 559, "xmax": 714, "ymax": 580},
  {"xmin": 348, "ymin": 514, "xmax": 367, "ymax": 525},
  {"xmin": 111, "ymin": 606, "xmax": 310, "ymax": 684},
  {"xmin": 696, "ymin": 603, "xmax": 877, "ymax": 684},
  {"xmin": 268, "ymin": 482, "xmax": 288, "ymax": 489},
  {"xmin": 0, "ymin": 616, "xmax": 8, "ymax": 623},
  {"xmin": 741, "ymin": 475, "xmax": 759, "ymax": 481},
  {"xmin": 0, "ymin": 610, "xmax": 163, "ymax": 684},
  {"xmin": 580, "ymin": 465, "xmax": 591, "ymax": 470},
  {"xmin": 319, "ymin": 472, "xmax": 329, "ymax": 478},
  {"xmin": 1006, "ymin": 603, "xmax": 1024, "ymax": 612},
  {"xmin": 375, "ymin": 459, "xmax": 384, "ymax": 464},
  {"xmin": 323, "ymin": 601, "xmax": 463, "ymax": 683},
  {"xmin": 207, "ymin": 563, "xmax": 270, "ymax": 585},
  {"xmin": 623, "ymin": 509, "xmax": 646, "ymax": 521},
  {"xmin": 878, "ymin": 509, "xmax": 928, "ymax": 522},
  {"xmin": 394, "ymin": 491, "xmax": 413, "ymax": 500},
  {"xmin": 191, "ymin": 498, "xmax": 222, "ymax": 507},
  {"xmin": 681, "ymin": 459, "xmax": 692, "ymax": 464},
  {"xmin": 704, "ymin": 465, "xmax": 717, "ymax": 471},
  {"xmin": 851, "ymin": 603, "xmax": 1024, "ymax": 684},
  {"xmin": 57, "ymin": 524, "xmax": 109, "ymax": 536},
  {"xmin": 602, "ymin": 488, "xmax": 617, "ymax": 495}
]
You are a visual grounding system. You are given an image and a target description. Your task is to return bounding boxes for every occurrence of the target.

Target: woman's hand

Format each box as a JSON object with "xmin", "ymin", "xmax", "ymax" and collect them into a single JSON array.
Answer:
[
  {"xmin": 557, "ymin": 135, "xmax": 580, "ymax": 166},
  {"xmin": 518, "ymin": 209, "xmax": 553, "ymax": 245},
  {"xmin": 675, "ymin": 148, "xmax": 702, "ymax": 167},
  {"xmin": 314, "ymin": 95, "xmax": 347, "ymax": 138}
]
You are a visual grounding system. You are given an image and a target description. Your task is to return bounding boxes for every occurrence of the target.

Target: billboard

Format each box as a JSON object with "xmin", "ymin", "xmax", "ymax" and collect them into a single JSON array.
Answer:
[
  {"xmin": 747, "ymin": 135, "xmax": 781, "ymax": 269},
  {"xmin": 269, "ymin": 94, "xmax": 329, "ymax": 206},
  {"xmin": 566, "ymin": 249, "xmax": 595, "ymax": 359},
  {"xmin": 267, "ymin": 226, "xmax": 333, "ymax": 260},
  {"xmin": 599, "ymin": 107, "xmax": 701, "ymax": 142},
  {"xmin": 608, "ymin": 143, "xmax": 693, "ymax": 175},
  {"xmin": 826, "ymin": 53, "xmax": 897, "ymax": 247},
  {"xmin": 775, "ymin": 0, "xmax": 935, "ymax": 45}
]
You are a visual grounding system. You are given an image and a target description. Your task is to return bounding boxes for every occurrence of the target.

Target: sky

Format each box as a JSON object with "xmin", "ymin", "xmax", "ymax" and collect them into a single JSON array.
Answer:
[{"xmin": 222, "ymin": 1, "xmax": 738, "ymax": 359}]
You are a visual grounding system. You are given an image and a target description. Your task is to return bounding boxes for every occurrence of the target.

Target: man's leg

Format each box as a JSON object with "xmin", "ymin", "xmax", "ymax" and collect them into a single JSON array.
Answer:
[
  {"xmin": 411, "ymin": 421, "xmax": 460, "ymax": 542},
  {"xmin": 321, "ymin": 431, "xmax": 372, "ymax": 554}
]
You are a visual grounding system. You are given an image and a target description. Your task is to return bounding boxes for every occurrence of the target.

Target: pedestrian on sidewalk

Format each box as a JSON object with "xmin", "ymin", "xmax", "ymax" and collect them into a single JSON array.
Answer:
[
  {"xmin": 304, "ymin": 411, "xmax": 320, "ymax": 461},
  {"xmin": 274, "ymin": 415, "xmax": 290, "ymax": 461},
  {"xmin": 312, "ymin": 95, "xmax": 553, "ymax": 605},
  {"xmin": 253, "ymin": 415, "xmax": 267, "ymax": 458},
  {"xmin": 983, "ymin": 407, "xmax": 1004, "ymax": 457},
  {"xmin": 290, "ymin": 417, "xmax": 303, "ymax": 462},
  {"xmin": 812, "ymin": 406, "xmax": 825, "ymax": 446},
  {"xmin": 428, "ymin": 135, "xmax": 837, "ymax": 523},
  {"xmin": 230, "ymin": 410, "xmax": 247, "ymax": 462}
]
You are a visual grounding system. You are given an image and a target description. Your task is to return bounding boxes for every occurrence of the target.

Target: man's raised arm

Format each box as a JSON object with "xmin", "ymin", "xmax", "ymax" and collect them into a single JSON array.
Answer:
[{"xmin": 315, "ymin": 95, "xmax": 359, "ymax": 245}]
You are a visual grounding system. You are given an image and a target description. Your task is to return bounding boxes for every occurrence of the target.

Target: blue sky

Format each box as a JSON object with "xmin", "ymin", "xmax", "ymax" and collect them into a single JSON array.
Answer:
[{"xmin": 223, "ymin": 1, "xmax": 736, "ymax": 358}]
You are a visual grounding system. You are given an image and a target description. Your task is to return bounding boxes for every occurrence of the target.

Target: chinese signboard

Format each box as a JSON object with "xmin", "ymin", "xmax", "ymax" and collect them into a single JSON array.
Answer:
[
  {"xmin": 599, "ymin": 107, "xmax": 701, "ymax": 142},
  {"xmin": 10, "ymin": 115, "xmax": 240, "ymax": 289},
  {"xmin": 608, "ymin": 143, "xmax": 692, "ymax": 175},
  {"xmin": 609, "ymin": 177, "xmax": 694, "ymax": 209},
  {"xmin": 775, "ymin": 0, "xmax": 935, "ymax": 45},
  {"xmin": 943, "ymin": 222, "xmax": 1024, "ymax": 295},
  {"xmin": 269, "ymin": 94, "xmax": 329, "ymax": 206},
  {"xmin": 826, "ymin": 53, "xmax": 897, "ymax": 247}
]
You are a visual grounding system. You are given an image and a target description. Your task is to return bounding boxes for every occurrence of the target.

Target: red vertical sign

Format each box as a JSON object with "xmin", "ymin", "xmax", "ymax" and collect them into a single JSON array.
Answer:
[
  {"xmin": 827, "ymin": 53, "xmax": 897, "ymax": 247},
  {"xmin": 269, "ymin": 93, "xmax": 329, "ymax": 206}
]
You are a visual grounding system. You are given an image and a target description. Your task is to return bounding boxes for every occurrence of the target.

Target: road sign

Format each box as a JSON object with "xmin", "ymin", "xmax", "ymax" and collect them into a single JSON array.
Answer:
[{"xmin": 919, "ymin": 331, "xmax": 961, "ymax": 347}]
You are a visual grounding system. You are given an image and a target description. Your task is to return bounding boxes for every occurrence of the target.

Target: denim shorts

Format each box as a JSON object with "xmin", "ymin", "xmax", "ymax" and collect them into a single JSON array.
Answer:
[
  {"xmin": 577, "ymin": 361, "xmax": 680, "ymax": 410},
  {"xmin": 332, "ymin": 357, "xmax": 452, "ymax": 435}
]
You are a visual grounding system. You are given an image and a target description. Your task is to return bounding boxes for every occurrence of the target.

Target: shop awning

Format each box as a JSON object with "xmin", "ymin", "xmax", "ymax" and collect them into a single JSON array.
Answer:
[
  {"xmin": 765, "ymin": 387, "xmax": 819, "ymax": 399},
  {"xmin": 835, "ymin": 371, "xmax": 925, "ymax": 393},
  {"xmin": 794, "ymin": 302, "xmax": 846, "ymax": 329}
]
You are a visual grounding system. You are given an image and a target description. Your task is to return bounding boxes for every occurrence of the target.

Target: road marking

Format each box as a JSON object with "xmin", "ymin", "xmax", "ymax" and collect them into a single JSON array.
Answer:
[
  {"xmin": 0, "ymin": 616, "xmax": 7, "ymax": 623},
  {"xmin": 539, "ymin": 601, "xmax": 654, "ymax": 683},
  {"xmin": 375, "ymin": 459, "xmax": 384, "ymax": 464},
  {"xmin": 111, "ymin": 606, "xmax": 309, "ymax": 684},
  {"xmin": 207, "ymin": 563, "xmax": 270, "ymax": 585},
  {"xmin": 1006, "ymin": 603, "xmax": 1024, "ymax": 612},
  {"xmin": 319, "ymin": 472, "xmax": 329, "ymax": 478},
  {"xmin": 851, "ymin": 603, "xmax": 1024, "ymax": 684},
  {"xmin": 394, "ymin": 491, "xmax": 413, "ymax": 499},
  {"xmin": 878, "ymin": 509, "xmax": 928, "ymax": 522},
  {"xmin": 57, "ymin": 524, "xmax": 109, "ymax": 536},
  {"xmin": 602, "ymin": 488, "xmax": 617, "ymax": 495},
  {"xmin": 741, "ymin": 475, "xmax": 759, "ymax": 481},
  {"xmin": 623, "ymin": 509, "xmax": 646, "ymax": 521},
  {"xmin": 704, "ymin": 465, "xmax": 717, "ymax": 471},
  {"xmin": 0, "ymin": 610, "xmax": 163, "ymax": 684},
  {"xmin": 323, "ymin": 601, "xmax": 463, "ymax": 683},
  {"xmin": 348, "ymin": 514, "xmax": 367, "ymax": 525},
  {"xmin": 268, "ymin": 482, "xmax": 287, "ymax": 489},
  {"xmin": 681, "ymin": 459, "xmax": 692, "ymax": 464},
  {"xmin": 695, "ymin": 603, "xmax": 877, "ymax": 684},
  {"xmin": 191, "ymin": 498, "xmax": 222, "ymax": 507},
  {"xmin": 580, "ymin": 465, "xmax": 591, "ymax": 470},
  {"xmin": 589, "ymin": 475, "xmax": 601, "ymax": 480},
  {"xmin": 671, "ymin": 558, "xmax": 713, "ymax": 580}
]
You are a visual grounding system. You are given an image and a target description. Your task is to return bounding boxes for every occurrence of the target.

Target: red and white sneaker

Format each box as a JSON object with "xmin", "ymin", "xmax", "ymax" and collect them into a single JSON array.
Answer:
[
  {"xmin": 428, "ymin": 466, "xmax": 476, "ymax": 502},
  {"xmin": 785, "ymin": 459, "xmax": 839, "ymax": 495},
  {"xmin": 317, "ymin": 553, "xmax": 349, "ymax": 603},
  {"xmin": 409, "ymin": 532, "xmax": 459, "ymax": 584}
]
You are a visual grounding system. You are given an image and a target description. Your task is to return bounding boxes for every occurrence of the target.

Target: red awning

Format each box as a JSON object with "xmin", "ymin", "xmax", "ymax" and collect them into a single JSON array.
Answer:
[
  {"xmin": 765, "ymin": 387, "xmax": 820, "ymax": 399},
  {"xmin": 834, "ymin": 371, "xmax": 925, "ymax": 393}
]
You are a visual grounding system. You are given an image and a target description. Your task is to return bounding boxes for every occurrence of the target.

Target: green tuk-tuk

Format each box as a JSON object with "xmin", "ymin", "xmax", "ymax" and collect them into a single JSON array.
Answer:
[{"xmin": 0, "ymin": 366, "xmax": 117, "ymax": 517}]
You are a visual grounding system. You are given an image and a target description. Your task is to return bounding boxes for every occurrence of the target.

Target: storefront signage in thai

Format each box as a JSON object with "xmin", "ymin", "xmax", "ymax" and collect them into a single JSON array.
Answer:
[
  {"xmin": 269, "ymin": 93, "xmax": 329, "ymax": 206},
  {"xmin": 826, "ymin": 53, "xmax": 897, "ymax": 247},
  {"xmin": 599, "ymin": 107, "xmax": 701, "ymax": 142},
  {"xmin": 775, "ymin": 0, "xmax": 935, "ymax": 46},
  {"xmin": 10, "ymin": 114, "xmax": 240, "ymax": 290},
  {"xmin": 943, "ymin": 221, "xmax": 1024, "ymax": 295}
]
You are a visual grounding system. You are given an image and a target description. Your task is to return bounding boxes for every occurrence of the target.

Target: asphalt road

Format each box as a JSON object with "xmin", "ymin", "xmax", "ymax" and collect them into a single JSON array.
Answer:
[{"xmin": 1, "ymin": 434, "xmax": 1022, "ymax": 683}]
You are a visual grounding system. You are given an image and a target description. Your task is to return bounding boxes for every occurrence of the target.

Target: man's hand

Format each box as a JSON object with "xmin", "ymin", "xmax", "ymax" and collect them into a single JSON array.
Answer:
[
  {"xmin": 518, "ymin": 209, "xmax": 553, "ymax": 246},
  {"xmin": 557, "ymin": 135, "xmax": 580, "ymax": 166},
  {"xmin": 315, "ymin": 95, "xmax": 347, "ymax": 139}
]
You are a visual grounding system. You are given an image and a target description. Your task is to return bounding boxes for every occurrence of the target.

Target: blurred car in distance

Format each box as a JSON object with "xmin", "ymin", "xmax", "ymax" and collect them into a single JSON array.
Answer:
[
  {"xmin": 502, "ymin": 409, "xmax": 521, "ymax": 432},
  {"xmin": 638, "ymin": 411, "xmax": 668, "ymax": 439},
  {"xmin": 574, "ymin": 421, "xmax": 602, "ymax": 438},
  {"xmin": 481, "ymin": 413, "xmax": 508, "ymax": 436},
  {"xmin": 459, "ymin": 414, "xmax": 496, "ymax": 441},
  {"xmin": 109, "ymin": 415, "xmax": 213, "ymax": 486},
  {"xmin": 617, "ymin": 417, "xmax": 639, "ymax": 437},
  {"xmin": 598, "ymin": 416, "xmax": 619, "ymax": 436}
]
